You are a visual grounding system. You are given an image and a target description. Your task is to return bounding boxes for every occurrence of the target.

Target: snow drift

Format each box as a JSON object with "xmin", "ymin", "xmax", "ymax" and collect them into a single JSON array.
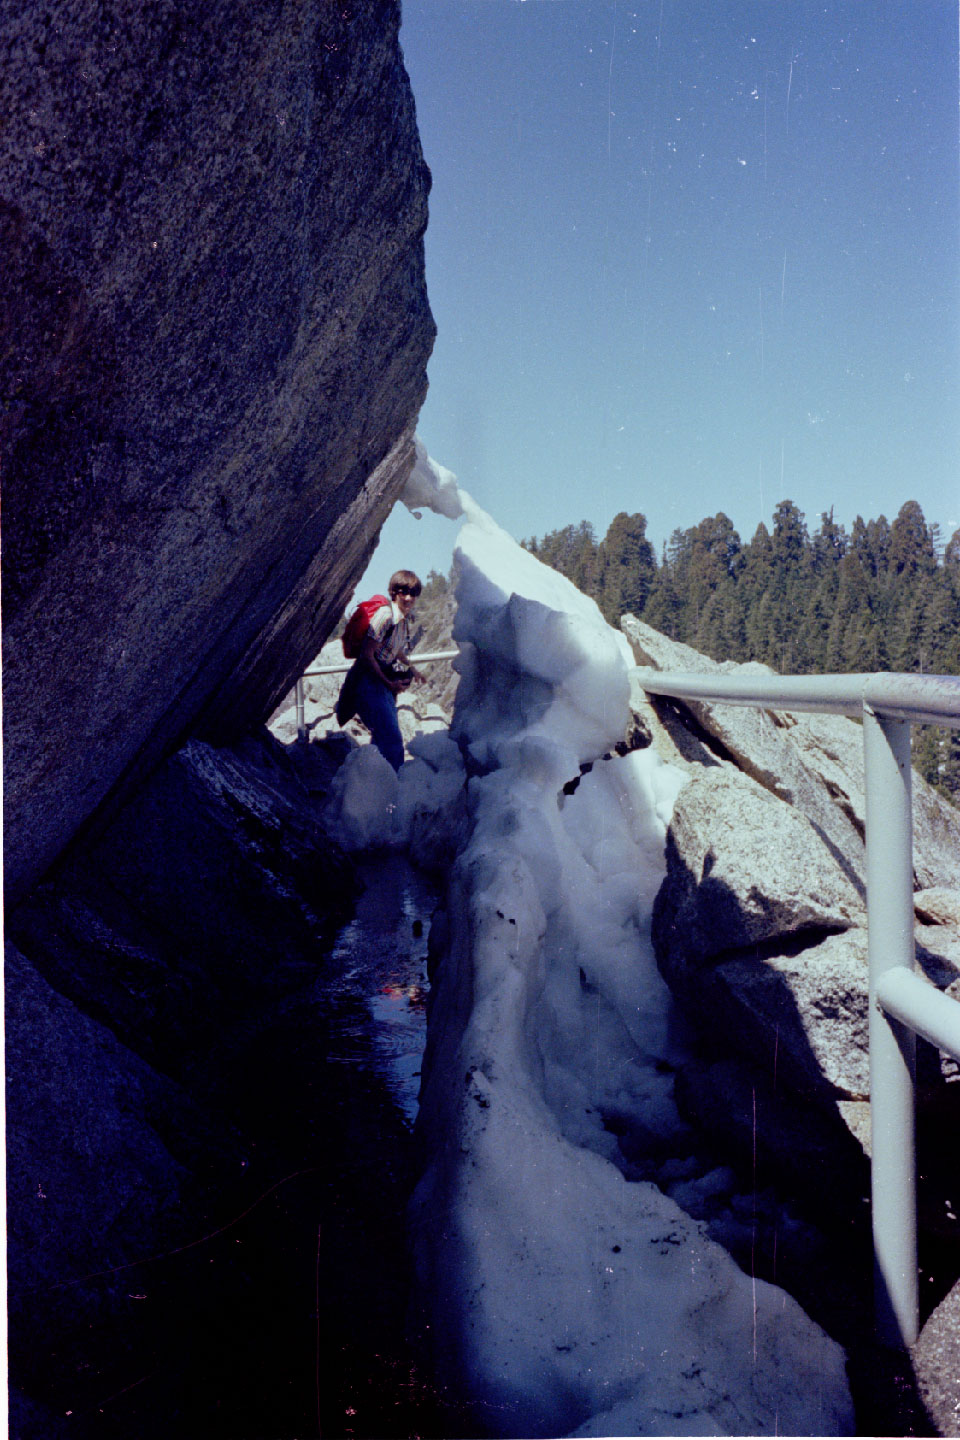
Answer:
[{"xmin": 402, "ymin": 443, "xmax": 855, "ymax": 1437}]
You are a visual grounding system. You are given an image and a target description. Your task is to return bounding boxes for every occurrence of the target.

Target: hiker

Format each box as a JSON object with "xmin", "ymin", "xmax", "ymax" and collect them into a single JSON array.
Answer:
[{"xmin": 336, "ymin": 571, "xmax": 426, "ymax": 770}]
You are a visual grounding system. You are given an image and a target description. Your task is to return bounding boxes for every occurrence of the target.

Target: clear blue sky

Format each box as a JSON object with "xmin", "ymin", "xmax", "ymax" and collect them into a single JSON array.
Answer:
[{"xmin": 363, "ymin": 0, "xmax": 959, "ymax": 593}]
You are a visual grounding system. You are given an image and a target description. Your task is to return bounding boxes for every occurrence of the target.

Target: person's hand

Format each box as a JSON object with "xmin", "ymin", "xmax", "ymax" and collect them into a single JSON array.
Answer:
[{"xmin": 410, "ymin": 668, "xmax": 426, "ymax": 686}]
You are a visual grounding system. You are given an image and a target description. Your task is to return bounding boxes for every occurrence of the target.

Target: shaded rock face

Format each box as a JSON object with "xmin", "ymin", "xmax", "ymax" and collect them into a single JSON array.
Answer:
[
  {"xmin": 654, "ymin": 766, "xmax": 865, "ymax": 973},
  {"xmin": 2, "ymin": 0, "xmax": 435, "ymax": 902},
  {"xmin": 6, "ymin": 939, "xmax": 195, "ymax": 1298},
  {"xmin": 5, "ymin": 934, "xmax": 255, "ymax": 1436},
  {"xmin": 10, "ymin": 734, "xmax": 357, "ymax": 1068},
  {"xmin": 6, "ymin": 730, "xmax": 358, "ymax": 1428}
]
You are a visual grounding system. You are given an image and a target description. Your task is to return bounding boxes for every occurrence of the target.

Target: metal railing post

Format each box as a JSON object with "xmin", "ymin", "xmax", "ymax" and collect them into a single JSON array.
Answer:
[
  {"xmin": 635, "ymin": 664, "xmax": 960, "ymax": 1347},
  {"xmin": 863, "ymin": 705, "xmax": 918, "ymax": 1346},
  {"xmin": 296, "ymin": 677, "xmax": 306, "ymax": 743}
]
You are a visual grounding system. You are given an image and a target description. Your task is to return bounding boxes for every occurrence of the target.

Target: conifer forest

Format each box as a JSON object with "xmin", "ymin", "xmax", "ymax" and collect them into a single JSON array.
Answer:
[{"xmin": 515, "ymin": 500, "xmax": 959, "ymax": 801}]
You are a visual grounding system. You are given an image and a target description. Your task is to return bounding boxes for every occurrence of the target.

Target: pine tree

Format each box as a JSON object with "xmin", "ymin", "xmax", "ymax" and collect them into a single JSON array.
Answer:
[
  {"xmin": 920, "ymin": 573, "xmax": 960, "ymax": 674},
  {"xmin": 811, "ymin": 508, "xmax": 847, "ymax": 574},
  {"xmin": 598, "ymin": 512, "xmax": 657, "ymax": 623},
  {"xmin": 890, "ymin": 583, "xmax": 927, "ymax": 672},
  {"xmin": 912, "ymin": 726, "xmax": 943, "ymax": 789},
  {"xmin": 845, "ymin": 611, "xmax": 890, "ymax": 671},
  {"xmin": 677, "ymin": 514, "xmax": 742, "ymax": 659},
  {"xmin": 573, "ymin": 521, "xmax": 603, "ymax": 600},
  {"xmin": 695, "ymin": 591, "xmax": 730, "ymax": 658},
  {"xmin": 866, "ymin": 515, "xmax": 892, "ymax": 577},
  {"xmin": 420, "ymin": 568, "xmax": 450, "ymax": 602},
  {"xmin": 523, "ymin": 522, "xmax": 602, "ymax": 601},
  {"xmin": 524, "ymin": 499, "xmax": 958, "ymax": 798},
  {"xmin": 942, "ymin": 729, "xmax": 960, "ymax": 797},
  {"xmin": 889, "ymin": 500, "xmax": 937, "ymax": 577},
  {"xmin": 800, "ymin": 575, "xmax": 835, "ymax": 671},
  {"xmin": 642, "ymin": 547, "xmax": 683, "ymax": 638},
  {"xmin": 912, "ymin": 725, "xmax": 960, "ymax": 801},
  {"xmin": 763, "ymin": 502, "xmax": 811, "ymax": 671},
  {"xmin": 739, "ymin": 523, "xmax": 774, "ymax": 598},
  {"xmin": 850, "ymin": 514, "xmax": 892, "ymax": 578},
  {"xmin": 771, "ymin": 500, "xmax": 809, "ymax": 571}
]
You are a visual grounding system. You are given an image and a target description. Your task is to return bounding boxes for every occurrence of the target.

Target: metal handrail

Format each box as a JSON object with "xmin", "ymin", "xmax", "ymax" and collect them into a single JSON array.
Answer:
[
  {"xmin": 635, "ymin": 665, "xmax": 960, "ymax": 1348},
  {"xmin": 302, "ymin": 649, "xmax": 459, "ymax": 678},
  {"xmin": 294, "ymin": 650, "xmax": 459, "ymax": 740},
  {"xmin": 631, "ymin": 668, "xmax": 960, "ymax": 727}
]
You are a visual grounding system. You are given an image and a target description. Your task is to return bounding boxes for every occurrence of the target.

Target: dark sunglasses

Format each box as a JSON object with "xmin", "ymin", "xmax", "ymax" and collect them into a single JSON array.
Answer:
[{"xmin": 394, "ymin": 585, "xmax": 420, "ymax": 597}]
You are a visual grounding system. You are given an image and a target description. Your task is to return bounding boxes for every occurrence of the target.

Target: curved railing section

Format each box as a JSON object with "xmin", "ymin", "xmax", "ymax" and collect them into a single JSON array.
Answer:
[
  {"xmin": 635, "ymin": 666, "xmax": 960, "ymax": 1348},
  {"xmin": 294, "ymin": 650, "xmax": 459, "ymax": 741}
]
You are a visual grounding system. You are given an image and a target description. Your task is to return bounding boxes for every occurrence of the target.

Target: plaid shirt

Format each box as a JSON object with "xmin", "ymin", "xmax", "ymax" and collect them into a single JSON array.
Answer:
[{"xmin": 367, "ymin": 601, "xmax": 410, "ymax": 670}]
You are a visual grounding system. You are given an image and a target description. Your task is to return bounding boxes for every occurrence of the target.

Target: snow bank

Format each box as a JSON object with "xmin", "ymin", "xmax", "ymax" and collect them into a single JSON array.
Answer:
[
  {"xmin": 403, "ymin": 439, "xmax": 467, "ymax": 521},
  {"xmin": 399, "ymin": 732, "xmax": 470, "ymax": 871},
  {"xmin": 324, "ymin": 729, "xmax": 469, "ymax": 861},
  {"xmin": 324, "ymin": 745, "xmax": 401, "ymax": 851},
  {"xmin": 404, "ymin": 446, "xmax": 854, "ymax": 1437}
]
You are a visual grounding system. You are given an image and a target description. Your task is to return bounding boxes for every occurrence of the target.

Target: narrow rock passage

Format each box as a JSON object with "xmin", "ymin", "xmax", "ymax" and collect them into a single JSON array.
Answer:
[
  {"xmin": 188, "ymin": 854, "xmax": 459, "ymax": 1440},
  {"xmin": 69, "ymin": 854, "xmax": 458, "ymax": 1440}
]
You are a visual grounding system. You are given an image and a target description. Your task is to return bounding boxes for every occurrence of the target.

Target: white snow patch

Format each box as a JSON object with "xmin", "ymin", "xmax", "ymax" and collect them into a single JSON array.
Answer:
[
  {"xmin": 325, "ymin": 730, "xmax": 469, "ymax": 861},
  {"xmin": 402, "ymin": 438, "xmax": 471, "ymax": 521},
  {"xmin": 403, "ymin": 443, "xmax": 854, "ymax": 1436},
  {"xmin": 398, "ymin": 732, "xmax": 470, "ymax": 870},
  {"xmin": 324, "ymin": 745, "xmax": 401, "ymax": 852}
]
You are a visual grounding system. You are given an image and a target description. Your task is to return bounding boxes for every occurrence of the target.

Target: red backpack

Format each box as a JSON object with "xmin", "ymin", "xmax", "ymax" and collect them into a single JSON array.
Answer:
[{"xmin": 341, "ymin": 594, "xmax": 391, "ymax": 659}]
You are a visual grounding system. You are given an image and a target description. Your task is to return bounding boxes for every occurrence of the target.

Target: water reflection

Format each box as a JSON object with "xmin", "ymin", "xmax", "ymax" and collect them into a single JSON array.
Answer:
[
  {"xmin": 51, "ymin": 850, "xmax": 449, "ymax": 1440},
  {"xmin": 326, "ymin": 853, "xmax": 437, "ymax": 1122}
]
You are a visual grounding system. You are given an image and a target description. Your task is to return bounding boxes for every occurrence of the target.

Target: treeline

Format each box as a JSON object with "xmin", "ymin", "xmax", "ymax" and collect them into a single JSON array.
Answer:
[{"xmin": 521, "ymin": 500, "xmax": 960, "ymax": 799}]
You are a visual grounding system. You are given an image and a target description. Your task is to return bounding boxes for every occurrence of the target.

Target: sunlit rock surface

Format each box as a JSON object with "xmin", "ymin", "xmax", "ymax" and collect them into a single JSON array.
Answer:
[
  {"xmin": 2, "ymin": 0, "xmax": 434, "ymax": 901},
  {"xmin": 626, "ymin": 614, "xmax": 960, "ymax": 1118},
  {"xmin": 655, "ymin": 764, "xmax": 865, "ymax": 966},
  {"xmin": 623, "ymin": 615, "xmax": 960, "ymax": 891}
]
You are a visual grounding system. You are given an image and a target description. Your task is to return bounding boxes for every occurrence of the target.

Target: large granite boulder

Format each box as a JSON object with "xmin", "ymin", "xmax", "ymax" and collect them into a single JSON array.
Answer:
[
  {"xmin": 653, "ymin": 766, "xmax": 865, "ymax": 982},
  {"xmin": 6, "ymin": 939, "xmax": 192, "ymax": 1296},
  {"xmin": 625, "ymin": 615, "xmax": 960, "ymax": 1228},
  {"xmin": 684, "ymin": 921, "xmax": 960, "ymax": 1114},
  {"xmin": 2, "ymin": 0, "xmax": 435, "ymax": 903},
  {"xmin": 6, "ymin": 936, "xmax": 252, "ymax": 1434}
]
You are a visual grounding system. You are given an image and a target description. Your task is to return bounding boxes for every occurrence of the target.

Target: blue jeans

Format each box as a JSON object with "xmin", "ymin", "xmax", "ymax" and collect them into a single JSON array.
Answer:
[{"xmin": 353, "ymin": 665, "xmax": 405, "ymax": 771}]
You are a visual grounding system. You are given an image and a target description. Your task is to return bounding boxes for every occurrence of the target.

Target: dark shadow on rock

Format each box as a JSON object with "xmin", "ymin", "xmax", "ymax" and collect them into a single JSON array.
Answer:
[
  {"xmin": 6, "ymin": 732, "xmax": 464, "ymax": 1439},
  {"xmin": 802, "ymin": 812, "xmax": 868, "ymax": 902},
  {"xmin": 9, "ymin": 730, "xmax": 356, "ymax": 1075},
  {"xmin": 648, "ymin": 693, "xmax": 725, "ymax": 769}
]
